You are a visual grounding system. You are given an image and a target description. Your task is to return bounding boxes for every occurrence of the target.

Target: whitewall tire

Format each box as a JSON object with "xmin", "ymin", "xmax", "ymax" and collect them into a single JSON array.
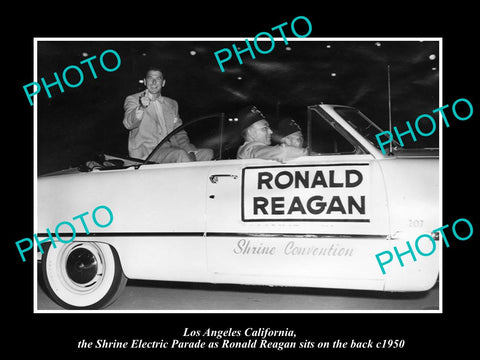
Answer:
[{"xmin": 41, "ymin": 241, "xmax": 127, "ymax": 309}]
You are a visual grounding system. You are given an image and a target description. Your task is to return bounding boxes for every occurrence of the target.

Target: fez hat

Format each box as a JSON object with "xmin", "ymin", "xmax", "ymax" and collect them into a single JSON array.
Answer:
[
  {"xmin": 276, "ymin": 116, "xmax": 302, "ymax": 138},
  {"xmin": 237, "ymin": 105, "xmax": 266, "ymax": 131}
]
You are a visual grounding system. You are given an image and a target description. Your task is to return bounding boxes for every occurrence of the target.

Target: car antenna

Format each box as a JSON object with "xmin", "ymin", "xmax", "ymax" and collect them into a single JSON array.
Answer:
[{"xmin": 387, "ymin": 64, "xmax": 393, "ymax": 155}]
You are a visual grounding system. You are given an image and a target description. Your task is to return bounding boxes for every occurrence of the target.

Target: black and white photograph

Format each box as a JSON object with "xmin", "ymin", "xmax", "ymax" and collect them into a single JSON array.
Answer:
[
  {"xmin": 8, "ymin": 5, "xmax": 478, "ymax": 357},
  {"xmin": 33, "ymin": 38, "xmax": 441, "ymax": 312}
]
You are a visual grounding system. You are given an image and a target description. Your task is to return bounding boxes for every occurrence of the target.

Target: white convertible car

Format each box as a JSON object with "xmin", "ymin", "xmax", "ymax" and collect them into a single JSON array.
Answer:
[{"xmin": 37, "ymin": 104, "xmax": 440, "ymax": 309}]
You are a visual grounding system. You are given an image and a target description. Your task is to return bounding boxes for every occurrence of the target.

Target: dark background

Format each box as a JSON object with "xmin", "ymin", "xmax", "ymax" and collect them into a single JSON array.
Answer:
[
  {"xmin": 8, "ymin": 4, "xmax": 478, "ymax": 357},
  {"xmin": 37, "ymin": 39, "xmax": 439, "ymax": 174}
]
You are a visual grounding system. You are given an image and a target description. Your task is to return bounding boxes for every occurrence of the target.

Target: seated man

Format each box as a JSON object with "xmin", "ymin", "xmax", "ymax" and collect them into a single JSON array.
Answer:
[
  {"xmin": 236, "ymin": 105, "xmax": 308, "ymax": 162},
  {"xmin": 123, "ymin": 66, "xmax": 213, "ymax": 163},
  {"xmin": 275, "ymin": 116, "xmax": 305, "ymax": 148}
]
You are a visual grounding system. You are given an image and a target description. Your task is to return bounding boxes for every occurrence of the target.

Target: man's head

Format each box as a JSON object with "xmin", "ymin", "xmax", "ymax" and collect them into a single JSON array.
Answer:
[
  {"xmin": 245, "ymin": 119, "xmax": 273, "ymax": 145},
  {"xmin": 276, "ymin": 117, "xmax": 304, "ymax": 148},
  {"xmin": 238, "ymin": 105, "xmax": 273, "ymax": 145},
  {"xmin": 144, "ymin": 67, "xmax": 165, "ymax": 95}
]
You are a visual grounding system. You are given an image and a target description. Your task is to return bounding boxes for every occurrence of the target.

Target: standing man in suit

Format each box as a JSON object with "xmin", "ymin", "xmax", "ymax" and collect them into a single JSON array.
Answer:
[{"xmin": 123, "ymin": 66, "xmax": 213, "ymax": 163}]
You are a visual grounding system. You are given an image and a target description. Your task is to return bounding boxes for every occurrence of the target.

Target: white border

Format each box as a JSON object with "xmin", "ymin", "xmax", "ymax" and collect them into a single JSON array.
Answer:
[{"xmin": 32, "ymin": 37, "xmax": 443, "ymax": 314}]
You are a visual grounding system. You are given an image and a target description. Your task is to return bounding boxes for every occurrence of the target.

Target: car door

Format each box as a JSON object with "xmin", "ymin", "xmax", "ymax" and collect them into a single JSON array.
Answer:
[{"xmin": 204, "ymin": 135, "xmax": 391, "ymax": 290}]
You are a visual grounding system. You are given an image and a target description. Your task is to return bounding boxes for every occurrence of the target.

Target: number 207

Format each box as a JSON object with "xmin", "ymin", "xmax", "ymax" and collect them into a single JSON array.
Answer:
[{"xmin": 408, "ymin": 219, "xmax": 424, "ymax": 227}]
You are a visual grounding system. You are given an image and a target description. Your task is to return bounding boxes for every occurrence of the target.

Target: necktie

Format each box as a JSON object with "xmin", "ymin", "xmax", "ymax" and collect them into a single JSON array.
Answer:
[{"xmin": 152, "ymin": 98, "xmax": 169, "ymax": 138}]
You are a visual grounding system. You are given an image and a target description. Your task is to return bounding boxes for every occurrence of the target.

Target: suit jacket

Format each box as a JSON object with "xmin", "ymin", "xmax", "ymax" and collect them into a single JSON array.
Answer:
[{"xmin": 123, "ymin": 92, "xmax": 196, "ymax": 159}]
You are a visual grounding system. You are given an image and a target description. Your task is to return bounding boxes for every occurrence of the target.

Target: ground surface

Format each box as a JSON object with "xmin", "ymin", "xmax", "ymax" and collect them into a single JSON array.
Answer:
[{"xmin": 36, "ymin": 265, "xmax": 439, "ymax": 311}]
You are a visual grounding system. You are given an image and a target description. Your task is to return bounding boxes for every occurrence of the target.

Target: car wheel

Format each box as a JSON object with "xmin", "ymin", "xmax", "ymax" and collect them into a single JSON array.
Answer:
[{"xmin": 41, "ymin": 241, "xmax": 127, "ymax": 309}]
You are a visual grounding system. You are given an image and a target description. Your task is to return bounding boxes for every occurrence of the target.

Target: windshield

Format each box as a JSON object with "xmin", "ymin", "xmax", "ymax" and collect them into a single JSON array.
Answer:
[
  {"xmin": 332, "ymin": 106, "xmax": 401, "ymax": 151},
  {"xmin": 73, "ymin": 106, "xmax": 398, "ymax": 174}
]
